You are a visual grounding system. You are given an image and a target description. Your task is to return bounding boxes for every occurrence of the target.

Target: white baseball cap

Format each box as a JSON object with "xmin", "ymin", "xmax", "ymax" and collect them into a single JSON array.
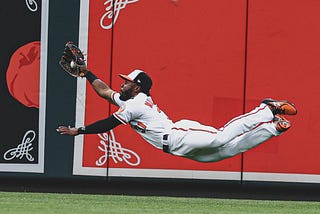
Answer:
[
  {"xmin": 119, "ymin": 69, "xmax": 153, "ymax": 95},
  {"xmin": 119, "ymin": 69, "xmax": 145, "ymax": 84}
]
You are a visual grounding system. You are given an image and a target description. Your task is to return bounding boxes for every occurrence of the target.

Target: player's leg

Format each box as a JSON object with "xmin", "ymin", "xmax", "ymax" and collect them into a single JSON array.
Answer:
[
  {"xmin": 212, "ymin": 115, "xmax": 291, "ymax": 161},
  {"xmin": 191, "ymin": 115, "xmax": 291, "ymax": 162},
  {"xmin": 166, "ymin": 99, "xmax": 296, "ymax": 161},
  {"xmin": 212, "ymin": 99, "xmax": 297, "ymax": 148},
  {"xmin": 168, "ymin": 103, "xmax": 274, "ymax": 154},
  {"xmin": 166, "ymin": 106, "xmax": 274, "ymax": 160},
  {"xmin": 211, "ymin": 103, "xmax": 273, "ymax": 147}
]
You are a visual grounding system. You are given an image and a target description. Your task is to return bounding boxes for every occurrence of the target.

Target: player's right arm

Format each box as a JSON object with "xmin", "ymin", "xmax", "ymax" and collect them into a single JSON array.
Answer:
[{"xmin": 57, "ymin": 114, "xmax": 123, "ymax": 136}]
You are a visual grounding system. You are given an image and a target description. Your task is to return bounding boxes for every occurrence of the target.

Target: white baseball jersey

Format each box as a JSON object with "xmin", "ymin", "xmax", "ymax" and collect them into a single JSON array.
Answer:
[
  {"xmin": 112, "ymin": 92, "xmax": 281, "ymax": 162},
  {"xmin": 112, "ymin": 92, "xmax": 174, "ymax": 149}
]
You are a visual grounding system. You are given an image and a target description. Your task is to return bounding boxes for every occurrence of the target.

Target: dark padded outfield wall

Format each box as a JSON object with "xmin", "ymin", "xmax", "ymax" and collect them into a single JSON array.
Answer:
[{"xmin": 0, "ymin": 0, "xmax": 43, "ymax": 172}]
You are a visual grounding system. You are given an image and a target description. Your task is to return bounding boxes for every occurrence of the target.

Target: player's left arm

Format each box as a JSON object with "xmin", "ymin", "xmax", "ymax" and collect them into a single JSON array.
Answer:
[
  {"xmin": 56, "ymin": 115, "xmax": 122, "ymax": 136},
  {"xmin": 81, "ymin": 67, "xmax": 119, "ymax": 105},
  {"xmin": 59, "ymin": 41, "xmax": 118, "ymax": 106}
]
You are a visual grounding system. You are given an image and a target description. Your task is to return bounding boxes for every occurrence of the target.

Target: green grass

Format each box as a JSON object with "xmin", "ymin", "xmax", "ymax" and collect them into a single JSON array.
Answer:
[{"xmin": 0, "ymin": 191, "xmax": 319, "ymax": 214}]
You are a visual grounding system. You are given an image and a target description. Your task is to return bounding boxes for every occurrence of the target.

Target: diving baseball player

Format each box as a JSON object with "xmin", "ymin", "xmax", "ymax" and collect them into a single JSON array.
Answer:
[{"xmin": 57, "ymin": 66, "xmax": 297, "ymax": 162}]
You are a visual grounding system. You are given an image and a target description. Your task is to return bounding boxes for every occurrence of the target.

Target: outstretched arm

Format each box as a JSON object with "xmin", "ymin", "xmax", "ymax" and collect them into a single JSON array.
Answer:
[
  {"xmin": 59, "ymin": 41, "xmax": 117, "ymax": 104},
  {"xmin": 56, "ymin": 115, "xmax": 122, "ymax": 136},
  {"xmin": 81, "ymin": 66, "xmax": 117, "ymax": 105}
]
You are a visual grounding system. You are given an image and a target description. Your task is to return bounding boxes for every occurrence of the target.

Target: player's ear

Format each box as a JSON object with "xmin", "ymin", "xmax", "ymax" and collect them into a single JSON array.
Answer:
[{"xmin": 134, "ymin": 85, "xmax": 141, "ymax": 93}]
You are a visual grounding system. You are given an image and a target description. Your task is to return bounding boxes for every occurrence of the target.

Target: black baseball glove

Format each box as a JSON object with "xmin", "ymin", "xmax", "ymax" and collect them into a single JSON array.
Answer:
[{"xmin": 59, "ymin": 41, "xmax": 86, "ymax": 77}]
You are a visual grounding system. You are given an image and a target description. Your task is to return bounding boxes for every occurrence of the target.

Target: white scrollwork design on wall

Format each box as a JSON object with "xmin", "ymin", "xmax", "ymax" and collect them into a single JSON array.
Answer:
[
  {"xmin": 96, "ymin": 130, "xmax": 141, "ymax": 166},
  {"xmin": 100, "ymin": 0, "xmax": 139, "ymax": 30},
  {"xmin": 25, "ymin": 0, "xmax": 38, "ymax": 12},
  {"xmin": 4, "ymin": 130, "xmax": 35, "ymax": 162}
]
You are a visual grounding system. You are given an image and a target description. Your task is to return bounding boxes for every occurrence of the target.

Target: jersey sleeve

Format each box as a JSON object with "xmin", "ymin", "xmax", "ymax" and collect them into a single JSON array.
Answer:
[
  {"xmin": 111, "ymin": 92, "xmax": 125, "ymax": 107},
  {"xmin": 113, "ymin": 100, "xmax": 139, "ymax": 125}
]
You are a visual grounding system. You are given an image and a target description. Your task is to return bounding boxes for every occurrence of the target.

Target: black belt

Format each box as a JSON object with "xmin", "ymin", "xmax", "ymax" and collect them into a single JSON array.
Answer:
[{"xmin": 162, "ymin": 134, "xmax": 170, "ymax": 153}]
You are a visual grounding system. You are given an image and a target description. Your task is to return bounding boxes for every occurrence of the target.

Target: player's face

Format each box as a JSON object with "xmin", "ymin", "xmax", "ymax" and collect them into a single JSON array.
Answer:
[{"xmin": 119, "ymin": 80, "xmax": 138, "ymax": 101}]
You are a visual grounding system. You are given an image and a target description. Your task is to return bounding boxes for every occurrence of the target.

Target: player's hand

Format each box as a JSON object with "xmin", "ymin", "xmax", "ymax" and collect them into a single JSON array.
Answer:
[
  {"xmin": 79, "ymin": 64, "xmax": 89, "ymax": 76},
  {"xmin": 59, "ymin": 41, "xmax": 87, "ymax": 77},
  {"xmin": 56, "ymin": 126, "xmax": 79, "ymax": 136}
]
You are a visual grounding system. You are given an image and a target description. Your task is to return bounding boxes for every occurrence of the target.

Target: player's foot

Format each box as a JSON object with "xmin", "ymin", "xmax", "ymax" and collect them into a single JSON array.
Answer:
[
  {"xmin": 273, "ymin": 115, "xmax": 291, "ymax": 132},
  {"xmin": 262, "ymin": 98, "xmax": 297, "ymax": 115}
]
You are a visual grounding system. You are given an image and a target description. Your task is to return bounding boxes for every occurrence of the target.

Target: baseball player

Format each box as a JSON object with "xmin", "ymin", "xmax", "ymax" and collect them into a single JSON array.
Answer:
[{"xmin": 57, "ymin": 67, "xmax": 297, "ymax": 162}]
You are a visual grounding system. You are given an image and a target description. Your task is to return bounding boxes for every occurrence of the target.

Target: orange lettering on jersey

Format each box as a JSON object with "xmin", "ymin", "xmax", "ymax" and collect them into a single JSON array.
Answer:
[
  {"xmin": 144, "ymin": 100, "xmax": 154, "ymax": 108},
  {"xmin": 145, "ymin": 99, "xmax": 162, "ymax": 113}
]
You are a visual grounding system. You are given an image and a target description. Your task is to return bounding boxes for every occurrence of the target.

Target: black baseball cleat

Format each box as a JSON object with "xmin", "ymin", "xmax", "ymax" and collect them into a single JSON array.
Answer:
[
  {"xmin": 262, "ymin": 98, "xmax": 297, "ymax": 115},
  {"xmin": 273, "ymin": 115, "xmax": 291, "ymax": 132}
]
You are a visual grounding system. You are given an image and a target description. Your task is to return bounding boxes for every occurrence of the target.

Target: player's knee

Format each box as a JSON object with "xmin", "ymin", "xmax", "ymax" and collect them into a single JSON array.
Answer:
[{"xmin": 212, "ymin": 135, "xmax": 229, "ymax": 147}]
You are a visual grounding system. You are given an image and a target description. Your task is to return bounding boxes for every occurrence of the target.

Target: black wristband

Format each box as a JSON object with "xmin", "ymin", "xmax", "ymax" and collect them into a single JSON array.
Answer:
[
  {"xmin": 85, "ymin": 71, "xmax": 98, "ymax": 84},
  {"xmin": 77, "ymin": 126, "xmax": 86, "ymax": 134}
]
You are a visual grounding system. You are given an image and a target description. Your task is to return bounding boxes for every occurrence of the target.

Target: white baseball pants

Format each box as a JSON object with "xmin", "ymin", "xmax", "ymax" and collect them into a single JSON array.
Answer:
[{"xmin": 163, "ymin": 103, "xmax": 281, "ymax": 162}]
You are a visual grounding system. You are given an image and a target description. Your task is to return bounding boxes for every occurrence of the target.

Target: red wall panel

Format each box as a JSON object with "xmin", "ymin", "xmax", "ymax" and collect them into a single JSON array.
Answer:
[
  {"xmin": 82, "ymin": 0, "xmax": 113, "ymax": 168},
  {"xmin": 244, "ymin": 0, "xmax": 320, "ymax": 175},
  {"xmin": 77, "ymin": 0, "xmax": 320, "ymax": 182}
]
